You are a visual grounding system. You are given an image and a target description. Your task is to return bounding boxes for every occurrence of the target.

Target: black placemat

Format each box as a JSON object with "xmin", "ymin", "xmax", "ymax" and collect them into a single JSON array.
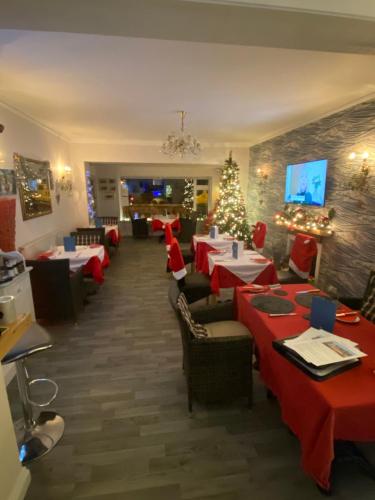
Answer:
[
  {"xmin": 251, "ymin": 295, "xmax": 295, "ymax": 314},
  {"xmin": 273, "ymin": 289, "xmax": 288, "ymax": 296},
  {"xmin": 295, "ymin": 293, "xmax": 341, "ymax": 309}
]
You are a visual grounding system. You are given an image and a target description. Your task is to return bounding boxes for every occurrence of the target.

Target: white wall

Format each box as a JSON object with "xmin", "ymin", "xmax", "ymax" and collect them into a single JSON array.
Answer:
[
  {"xmin": 71, "ymin": 142, "xmax": 249, "ymax": 214},
  {"xmin": 0, "ymin": 105, "xmax": 88, "ymax": 250}
]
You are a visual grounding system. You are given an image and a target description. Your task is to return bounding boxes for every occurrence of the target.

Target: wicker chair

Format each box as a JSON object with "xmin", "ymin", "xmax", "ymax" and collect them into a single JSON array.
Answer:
[
  {"xmin": 169, "ymin": 238, "xmax": 211, "ymax": 303},
  {"xmin": 169, "ymin": 282, "xmax": 253, "ymax": 411},
  {"xmin": 26, "ymin": 259, "xmax": 86, "ymax": 322},
  {"xmin": 339, "ymin": 269, "xmax": 375, "ymax": 323}
]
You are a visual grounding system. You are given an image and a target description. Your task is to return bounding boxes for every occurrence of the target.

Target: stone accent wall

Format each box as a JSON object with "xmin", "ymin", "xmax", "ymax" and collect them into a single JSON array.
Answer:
[{"xmin": 247, "ymin": 99, "xmax": 375, "ymax": 297}]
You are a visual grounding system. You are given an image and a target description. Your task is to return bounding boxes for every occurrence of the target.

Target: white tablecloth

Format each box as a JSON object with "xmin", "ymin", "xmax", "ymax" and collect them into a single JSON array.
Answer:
[
  {"xmin": 153, "ymin": 216, "xmax": 178, "ymax": 225},
  {"xmin": 49, "ymin": 245, "xmax": 105, "ymax": 272},
  {"xmin": 208, "ymin": 249, "xmax": 271, "ymax": 283},
  {"xmin": 192, "ymin": 234, "xmax": 233, "ymax": 251}
]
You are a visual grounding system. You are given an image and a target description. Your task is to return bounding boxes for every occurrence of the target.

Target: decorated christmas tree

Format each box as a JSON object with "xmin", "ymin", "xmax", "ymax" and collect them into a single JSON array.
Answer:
[
  {"xmin": 182, "ymin": 178, "xmax": 194, "ymax": 218},
  {"xmin": 213, "ymin": 152, "xmax": 251, "ymax": 242},
  {"xmin": 86, "ymin": 169, "xmax": 96, "ymax": 221}
]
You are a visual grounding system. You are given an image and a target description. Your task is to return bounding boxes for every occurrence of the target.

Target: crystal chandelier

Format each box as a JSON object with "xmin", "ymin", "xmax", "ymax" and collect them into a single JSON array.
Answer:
[{"xmin": 161, "ymin": 111, "xmax": 201, "ymax": 158}]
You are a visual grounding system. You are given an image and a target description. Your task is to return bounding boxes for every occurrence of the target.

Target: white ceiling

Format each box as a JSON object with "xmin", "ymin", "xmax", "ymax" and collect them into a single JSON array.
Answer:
[{"xmin": 1, "ymin": 30, "xmax": 374, "ymax": 146}]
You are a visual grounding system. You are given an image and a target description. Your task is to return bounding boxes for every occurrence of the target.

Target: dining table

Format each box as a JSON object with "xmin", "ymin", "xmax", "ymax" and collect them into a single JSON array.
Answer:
[
  {"xmin": 43, "ymin": 244, "xmax": 109, "ymax": 284},
  {"xmin": 236, "ymin": 283, "xmax": 375, "ymax": 491},
  {"xmin": 208, "ymin": 249, "xmax": 278, "ymax": 294},
  {"xmin": 192, "ymin": 234, "xmax": 234, "ymax": 274}
]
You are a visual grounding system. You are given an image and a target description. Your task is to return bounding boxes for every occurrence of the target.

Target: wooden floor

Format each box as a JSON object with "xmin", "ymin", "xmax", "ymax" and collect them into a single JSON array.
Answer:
[{"xmin": 8, "ymin": 238, "xmax": 375, "ymax": 499}]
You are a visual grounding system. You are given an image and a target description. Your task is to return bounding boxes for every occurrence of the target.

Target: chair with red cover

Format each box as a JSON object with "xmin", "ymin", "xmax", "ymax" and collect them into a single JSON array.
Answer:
[
  {"xmin": 166, "ymin": 223, "xmax": 194, "ymax": 267},
  {"xmin": 252, "ymin": 221, "xmax": 267, "ymax": 253},
  {"xmin": 278, "ymin": 233, "xmax": 318, "ymax": 284},
  {"xmin": 168, "ymin": 238, "xmax": 211, "ymax": 304}
]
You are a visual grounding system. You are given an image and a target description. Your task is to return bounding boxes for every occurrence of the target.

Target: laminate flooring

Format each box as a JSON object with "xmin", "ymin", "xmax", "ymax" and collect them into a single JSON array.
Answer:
[{"xmin": 7, "ymin": 238, "xmax": 375, "ymax": 499}]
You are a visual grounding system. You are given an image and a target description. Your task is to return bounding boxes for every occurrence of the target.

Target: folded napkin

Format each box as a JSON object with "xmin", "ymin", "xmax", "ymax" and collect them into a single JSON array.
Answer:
[{"xmin": 89, "ymin": 243, "xmax": 101, "ymax": 248}]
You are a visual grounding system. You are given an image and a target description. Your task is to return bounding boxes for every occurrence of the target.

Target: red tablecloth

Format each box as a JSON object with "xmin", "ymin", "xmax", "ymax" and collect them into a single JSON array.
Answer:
[
  {"xmin": 82, "ymin": 248, "xmax": 110, "ymax": 284},
  {"xmin": 195, "ymin": 241, "xmax": 216, "ymax": 274},
  {"xmin": 151, "ymin": 218, "xmax": 181, "ymax": 233},
  {"xmin": 211, "ymin": 262, "xmax": 278, "ymax": 294},
  {"xmin": 106, "ymin": 228, "xmax": 120, "ymax": 246},
  {"xmin": 236, "ymin": 284, "xmax": 375, "ymax": 490}
]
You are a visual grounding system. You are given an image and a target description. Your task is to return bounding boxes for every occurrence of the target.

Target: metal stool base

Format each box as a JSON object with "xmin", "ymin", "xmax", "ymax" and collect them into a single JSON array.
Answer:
[{"xmin": 19, "ymin": 411, "xmax": 64, "ymax": 464}]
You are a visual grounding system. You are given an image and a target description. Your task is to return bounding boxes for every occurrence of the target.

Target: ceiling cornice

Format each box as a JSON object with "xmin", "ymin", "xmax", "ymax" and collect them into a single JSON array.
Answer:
[{"xmin": 0, "ymin": 101, "xmax": 71, "ymax": 143}]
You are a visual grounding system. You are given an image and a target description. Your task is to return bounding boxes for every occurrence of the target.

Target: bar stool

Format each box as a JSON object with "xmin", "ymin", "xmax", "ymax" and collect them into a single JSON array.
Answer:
[{"xmin": 2, "ymin": 323, "xmax": 64, "ymax": 464}]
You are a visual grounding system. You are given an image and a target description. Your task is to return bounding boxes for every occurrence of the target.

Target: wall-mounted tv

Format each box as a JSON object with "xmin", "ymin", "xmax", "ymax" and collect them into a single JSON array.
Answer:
[{"xmin": 284, "ymin": 159, "xmax": 327, "ymax": 207}]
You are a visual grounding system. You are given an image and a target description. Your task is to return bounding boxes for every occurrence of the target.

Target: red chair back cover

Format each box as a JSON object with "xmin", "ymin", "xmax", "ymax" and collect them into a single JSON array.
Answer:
[
  {"xmin": 289, "ymin": 233, "xmax": 318, "ymax": 278},
  {"xmin": 252, "ymin": 221, "xmax": 267, "ymax": 250},
  {"xmin": 164, "ymin": 223, "xmax": 173, "ymax": 250},
  {"xmin": 168, "ymin": 238, "xmax": 187, "ymax": 280}
]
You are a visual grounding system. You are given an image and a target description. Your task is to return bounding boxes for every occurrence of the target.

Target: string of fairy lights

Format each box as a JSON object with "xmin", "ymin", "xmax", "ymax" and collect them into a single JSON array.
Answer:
[{"xmin": 213, "ymin": 153, "xmax": 252, "ymax": 243}]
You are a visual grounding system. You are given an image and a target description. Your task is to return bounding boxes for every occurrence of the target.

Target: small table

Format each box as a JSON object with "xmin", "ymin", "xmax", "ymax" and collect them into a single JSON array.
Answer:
[
  {"xmin": 208, "ymin": 250, "xmax": 278, "ymax": 294},
  {"xmin": 48, "ymin": 245, "xmax": 105, "ymax": 272},
  {"xmin": 192, "ymin": 235, "xmax": 234, "ymax": 274},
  {"xmin": 236, "ymin": 283, "xmax": 375, "ymax": 491}
]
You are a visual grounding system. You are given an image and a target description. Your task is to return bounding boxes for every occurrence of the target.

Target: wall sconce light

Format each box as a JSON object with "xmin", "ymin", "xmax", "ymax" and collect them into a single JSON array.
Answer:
[
  {"xmin": 347, "ymin": 150, "xmax": 371, "ymax": 193},
  {"xmin": 55, "ymin": 165, "xmax": 73, "ymax": 203}
]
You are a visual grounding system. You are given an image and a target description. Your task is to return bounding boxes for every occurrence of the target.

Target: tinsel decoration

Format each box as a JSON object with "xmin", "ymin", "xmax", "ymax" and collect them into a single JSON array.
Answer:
[
  {"xmin": 274, "ymin": 205, "xmax": 335, "ymax": 234},
  {"xmin": 213, "ymin": 152, "xmax": 252, "ymax": 242},
  {"xmin": 86, "ymin": 169, "xmax": 96, "ymax": 221},
  {"xmin": 182, "ymin": 178, "xmax": 194, "ymax": 218}
]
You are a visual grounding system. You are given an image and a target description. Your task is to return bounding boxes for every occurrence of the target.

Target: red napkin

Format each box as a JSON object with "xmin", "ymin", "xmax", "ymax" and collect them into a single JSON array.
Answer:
[
  {"xmin": 37, "ymin": 251, "xmax": 54, "ymax": 260},
  {"xmin": 89, "ymin": 243, "xmax": 101, "ymax": 248}
]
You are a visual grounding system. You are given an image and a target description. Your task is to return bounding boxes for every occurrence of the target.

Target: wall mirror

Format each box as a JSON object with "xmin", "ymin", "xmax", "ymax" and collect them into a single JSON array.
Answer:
[{"xmin": 14, "ymin": 153, "xmax": 53, "ymax": 220}]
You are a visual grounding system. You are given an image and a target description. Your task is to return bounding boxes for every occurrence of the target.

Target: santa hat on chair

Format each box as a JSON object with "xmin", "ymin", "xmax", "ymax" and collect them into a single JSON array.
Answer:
[
  {"xmin": 164, "ymin": 223, "xmax": 173, "ymax": 251},
  {"xmin": 252, "ymin": 221, "xmax": 267, "ymax": 253},
  {"xmin": 168, "ymin": 238, "xmax": 187, "ymax": 280},
  {"xmin": 289, "ymin": 233, "xmax": 317, "ymax": 279}
]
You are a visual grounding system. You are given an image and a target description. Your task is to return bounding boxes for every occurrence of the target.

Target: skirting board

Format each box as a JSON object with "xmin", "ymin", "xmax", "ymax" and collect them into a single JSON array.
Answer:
[{"xmin": 7, "ymin": 467, "xmax": 31, "ymax": 500}]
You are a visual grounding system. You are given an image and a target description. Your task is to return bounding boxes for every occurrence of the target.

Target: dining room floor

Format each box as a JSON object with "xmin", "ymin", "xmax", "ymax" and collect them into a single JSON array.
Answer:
[{"xmin": 7, "ymin": 237, "xmax": 375, "ymax": 500}]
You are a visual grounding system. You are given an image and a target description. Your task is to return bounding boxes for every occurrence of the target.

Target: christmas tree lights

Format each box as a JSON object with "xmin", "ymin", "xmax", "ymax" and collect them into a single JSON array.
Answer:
[
  {"xmin": 85, "ymin": 169, "xmax": 96, "ymax": 221},
  {"xmin": 182, "ymin": 178, "xmax": 194, "ymax": 218},
  {"xmin": 213, "ymin": 152, "xmax": 251, "ymax": 242}
]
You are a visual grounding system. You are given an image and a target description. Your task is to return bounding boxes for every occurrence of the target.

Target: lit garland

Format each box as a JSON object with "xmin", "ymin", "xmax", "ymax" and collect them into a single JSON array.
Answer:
[
  {"xmin": 274, "ymin": 205, "xmax": 335, "ymax": 235},
  {"xmin": 182, "ymin": 178, "xmax": 194, "ymax": 218},
  {"xmin": 86, "ymin": 169, "xmax": 96, "ymax": 221},
  {"xmin": 213, "ymin": 152, "xmax": 252, "ymax": 243}
]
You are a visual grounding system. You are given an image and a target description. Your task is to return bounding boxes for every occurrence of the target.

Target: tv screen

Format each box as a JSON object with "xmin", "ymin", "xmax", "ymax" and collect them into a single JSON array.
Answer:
[{"xmin": 284, "ymin": 159, "xmax": 327, "ymax": 207}]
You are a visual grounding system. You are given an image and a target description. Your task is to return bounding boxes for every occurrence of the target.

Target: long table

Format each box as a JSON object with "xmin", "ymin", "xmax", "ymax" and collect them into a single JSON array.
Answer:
[{"xmin": 236, "ymin": 283, "xmax": 375, "ymax": 490}]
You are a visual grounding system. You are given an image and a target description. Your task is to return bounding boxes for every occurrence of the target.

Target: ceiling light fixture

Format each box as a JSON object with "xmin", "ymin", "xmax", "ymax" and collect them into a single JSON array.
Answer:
[{"xmin": 161, "ymin": 111, "xmax": 201, "ymax": 158}]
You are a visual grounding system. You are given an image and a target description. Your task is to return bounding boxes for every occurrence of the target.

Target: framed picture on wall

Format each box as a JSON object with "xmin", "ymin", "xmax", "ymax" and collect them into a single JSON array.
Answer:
[
  {"xmin": 14, "ymin": 153, "xmax": 53, "ymax": 220},
  {"xmin": 0, "ymin": 169, "xmax": 16, "ymax": 196}
]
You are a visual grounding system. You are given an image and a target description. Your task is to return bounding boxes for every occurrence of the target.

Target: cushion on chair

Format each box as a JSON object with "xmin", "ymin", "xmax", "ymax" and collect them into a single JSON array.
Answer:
[
  {"xmin": 278, "ymin": 268, "xmax": 307, "ymax": 285},
  {"xmin": 2, "ymin": 323, "xmax": 52, "ymax": 365},
  {"xmin": 204, "ymin": 320, "xmax": 250, "ymax": 338}
]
